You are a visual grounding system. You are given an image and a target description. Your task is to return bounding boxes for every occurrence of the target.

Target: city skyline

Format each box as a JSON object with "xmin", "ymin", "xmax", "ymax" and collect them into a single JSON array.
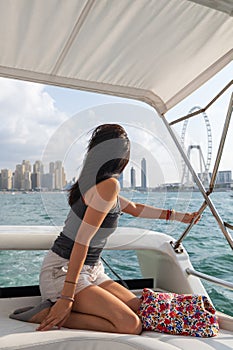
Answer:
[
  {"xmin": 1, "ymin": 156, "xmax": 149, "ymax": 191},
  {"xmin": 0, "ymin": 157, "xmax": 232, "ymax": 192},
  {"xmin": 0, "ymin": 62, "xmax": 232, "ymax": 188},
  {"xmin": 0, "ymin": 157, "xmax": 150, "ymax": 191},
  {"xmin": 0, "ymin": 159, "xmax": 67, "ymax": 191}
]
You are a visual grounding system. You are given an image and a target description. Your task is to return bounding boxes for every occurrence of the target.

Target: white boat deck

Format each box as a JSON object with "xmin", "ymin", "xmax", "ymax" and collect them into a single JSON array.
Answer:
[
  {"xmin": 0, "ymin": 227, "xmax": 232, "ymax": 349},
  {"xmin": 1, "ymin": 296, "xmax": 232, "ymax": 350}
]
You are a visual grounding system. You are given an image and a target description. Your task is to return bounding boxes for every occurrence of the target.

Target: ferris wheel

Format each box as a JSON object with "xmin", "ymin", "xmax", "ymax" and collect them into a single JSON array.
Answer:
[{"xmin": 180, "ymin": 106, "xmax": 212, "ymax": 186}]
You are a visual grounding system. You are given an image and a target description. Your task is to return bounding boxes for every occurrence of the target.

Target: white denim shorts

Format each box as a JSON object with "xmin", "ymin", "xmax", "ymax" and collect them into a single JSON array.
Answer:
[{"xmin": 39, "ymin": 250, "xmax": 111, "ymax": 302}]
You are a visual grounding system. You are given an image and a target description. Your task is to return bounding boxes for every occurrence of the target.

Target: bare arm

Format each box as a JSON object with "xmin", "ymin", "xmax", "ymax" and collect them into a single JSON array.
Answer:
[
  {"xmin": 37, "ymin": 178, "xmax": 120, "ymax": 331},
  {"xmin": 119, "ymin": 196, "xmax": 200, "ymax": 224}
]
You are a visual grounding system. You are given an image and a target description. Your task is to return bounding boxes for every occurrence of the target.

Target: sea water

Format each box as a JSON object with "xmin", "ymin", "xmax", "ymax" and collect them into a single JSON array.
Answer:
[{"xmin": 0, "ymin": 190, "xmax": 232, "ymax": 316}]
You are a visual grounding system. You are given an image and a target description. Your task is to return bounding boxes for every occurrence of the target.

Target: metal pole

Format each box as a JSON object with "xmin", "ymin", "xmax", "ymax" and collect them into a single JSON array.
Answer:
[
  {"xmin": 169, "ymin": 80, "xmax": 233, "ymax": 126},
  {"xmin": 186, "ymin": 268, "xmax": 233, "ymax": 291},
  {"xmin": 172, "ymin": 201, "xmax": 207, "ymax": 253},
  {"xmin": 209, "ymin": 93, "xmax": 233, "ymax": 192},
  {"xmin": 173, "ymin": 94, "xmax": 233, "ymax": 252},
  {"xmin": 158, "ymin": 110, "xmax": 233, "ymax": 251}
]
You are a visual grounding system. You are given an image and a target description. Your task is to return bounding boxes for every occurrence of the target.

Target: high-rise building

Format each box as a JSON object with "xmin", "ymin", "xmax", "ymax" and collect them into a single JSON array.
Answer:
[
  {"xmin": 130, "ymin": 166, "xmax": 136, "ymax": 188},
  {"xmin": 31, "ymin": 160, "xmax": 44, "ymax": 189},
  {"xmin": 33, "ymin": 160, "xmax": 44, "ymax": 174},
  {"xmin": 21, "ymin": 160, "xmax": 32, "ymax": 190},
  {"xmin": 23, "ymin": 170, "xmax": 32, "ymax": 191},
  {"xmin": 12, "ymin": 160, "xmax": 32, "ymax": 190},
  {"xmin": 205, "ymin": 170, "xmax": 232, "ymax": 189},
  {"xmin": 216, "ymin": 170, "xmax": 232, "ymax": 184},
  {"xmin": 119, "ymin": 173, "xmax": 123, "ymax": 189},
  {"xmin": 22, "ymin": 160, "xmax": 31, "ymax": 172},
  {"xmin": 31, "ymin": 172, "xmax": 41, "ymax": 190},
  {"xmin": 13, "ymin": 164, "xmax": 23, "ymax": 190},
  {"xmin": 54, "ymin": 161, "xmax": 66, "ymax": 190},
  {"xmin": 41, "ymin": 173, "xmax": 54, "ymax": 191},
  {"xmin": 49, "ymin": 162, "xmax": 55, "ymax": 175},
  {"xmin": 1, "ymin": 169, "xmax": 12, "ymax": 190},
  {"xmin": 141, "ymin": 158, "xmax": 147, "ymax": 189}
]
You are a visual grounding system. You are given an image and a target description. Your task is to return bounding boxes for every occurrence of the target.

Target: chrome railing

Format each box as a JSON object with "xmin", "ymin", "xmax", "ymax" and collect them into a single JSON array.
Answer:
[{"xmin": 186, "ymin": 268, "xmax": 233, "ymax": 291}]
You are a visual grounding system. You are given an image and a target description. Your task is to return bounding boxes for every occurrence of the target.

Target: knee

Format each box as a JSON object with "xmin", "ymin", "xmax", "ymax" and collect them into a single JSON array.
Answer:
[
  {"xmin": 130, "ymin": 316, "xmax": 142, "ymax": 335},
  {"xmin": 117, "ymin": 313, "xmax": 142, "ymax": 335}
]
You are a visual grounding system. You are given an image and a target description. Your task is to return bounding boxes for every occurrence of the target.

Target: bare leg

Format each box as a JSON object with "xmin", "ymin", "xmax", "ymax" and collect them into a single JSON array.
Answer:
[
  {"xmin": 99, "ymin": 280, "xmax": 141, "ymax": 312},
  {"xmin": 31, "ymin": 308, "xmax": 117, "ymax": 333},
  {"xmin": 70, "ymin": 285, "xmax": 142, "ymax": 334},
  {"xmin": 63, "ymin": 312, "xmax": 118, "ymax": 332},
  {"xmin": 29, "ymin": 308, "xmax": 125, "ymax": 332},
  {"xmin": 31, "ymin": 286, "xmax": 141, "ymax": 334},
  {"xmin": 29, "ymin": 283, "xmax": 142, "ymax": 334}
]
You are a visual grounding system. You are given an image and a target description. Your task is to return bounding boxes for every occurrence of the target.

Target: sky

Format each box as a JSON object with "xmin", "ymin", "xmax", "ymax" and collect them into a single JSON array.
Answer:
[{"xmin": 0, "ymin": 61, "xmax": 232, "ymax": 187}]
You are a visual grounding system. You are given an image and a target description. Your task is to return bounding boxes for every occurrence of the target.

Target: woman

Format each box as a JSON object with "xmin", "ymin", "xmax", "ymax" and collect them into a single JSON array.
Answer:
[{"xmin": 10, "ymin": 124, "xmax": 199, "ymax": 334}]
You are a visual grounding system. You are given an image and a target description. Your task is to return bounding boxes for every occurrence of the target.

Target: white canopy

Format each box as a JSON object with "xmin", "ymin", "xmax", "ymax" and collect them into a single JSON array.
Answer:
[{"xmin": 0, "ymin": 0, "xmax": 232, "ymax": 114}]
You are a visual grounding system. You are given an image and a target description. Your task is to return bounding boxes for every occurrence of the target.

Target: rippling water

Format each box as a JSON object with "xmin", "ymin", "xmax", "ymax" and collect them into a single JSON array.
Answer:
[{"xmin": 0, "ymin": 190, "xmax": 232, "ymax": 316}]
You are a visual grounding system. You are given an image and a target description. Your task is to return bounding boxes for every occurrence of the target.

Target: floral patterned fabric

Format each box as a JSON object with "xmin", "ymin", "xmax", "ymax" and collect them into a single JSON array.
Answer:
[{"xmin": 137, "ymin": 288, "xmax": 219, "ymax": 337}]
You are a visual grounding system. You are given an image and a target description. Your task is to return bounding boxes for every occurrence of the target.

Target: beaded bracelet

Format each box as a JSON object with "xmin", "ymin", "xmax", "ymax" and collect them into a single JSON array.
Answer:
[
  {"xmin": 166, "ymin": 209, "xmax": 172, "ymax": 221},
  {"xmin": 60, "ymin": 295, "xmax": 75, "ymax": 302},
  {"xmin": 166, "ymin": 209, "xmax": 175, "ymax": 221}
]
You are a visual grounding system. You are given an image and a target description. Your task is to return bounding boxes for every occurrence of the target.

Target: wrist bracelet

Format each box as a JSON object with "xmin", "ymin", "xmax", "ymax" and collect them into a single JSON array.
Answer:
[
  {"xmin": 60, "ymin": 295, "xmax": 75, "ymax": 302},
  {"xmin": 166, "ymin": 209, "xmax": 172, "ymax": 221},
  {"xmin": 170, "ymin": 209, "xmax": 175, "ymax": 221},
  {"xmin": 65, "ymin": 280, "xmax": 77, "ymax": 285},
  {"xmin": 166, "ymin": 209, "xmax": 175, "ymax": 221}
]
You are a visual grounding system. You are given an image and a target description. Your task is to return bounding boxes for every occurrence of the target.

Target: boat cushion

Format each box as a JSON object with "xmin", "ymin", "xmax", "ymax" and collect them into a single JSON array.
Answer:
[{"xmin": 0, "ymin": 297, "xmax": 232, "ymax": 350}]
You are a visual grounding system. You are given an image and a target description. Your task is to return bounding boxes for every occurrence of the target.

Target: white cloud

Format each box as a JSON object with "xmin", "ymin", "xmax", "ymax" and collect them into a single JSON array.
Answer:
[
  {"xmin": 44, "ymin": 103, "xmax": 185, "ymax": 186},
  {"xmin": 1, "ymin": 64, "xmax": 231, "ymax": 186},
  {"xmin": 0, "ymin": 78, "xmax": 68, "ymax": 171}
]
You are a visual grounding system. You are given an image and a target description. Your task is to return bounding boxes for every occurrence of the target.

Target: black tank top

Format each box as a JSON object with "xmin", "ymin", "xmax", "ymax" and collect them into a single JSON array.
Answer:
[{"xmin": 51, "ymin": 196, "xmax": 121, "ymax": 265}]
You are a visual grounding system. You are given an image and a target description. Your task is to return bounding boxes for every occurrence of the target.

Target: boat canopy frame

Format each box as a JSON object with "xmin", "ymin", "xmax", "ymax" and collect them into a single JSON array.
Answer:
[
  {"xmin": 160, "ymin": 82, "xmax": 233, "ymax": 252},
  {"xmin": 0, "ymin": 0, "xmax": 232, "ymax": 115}
]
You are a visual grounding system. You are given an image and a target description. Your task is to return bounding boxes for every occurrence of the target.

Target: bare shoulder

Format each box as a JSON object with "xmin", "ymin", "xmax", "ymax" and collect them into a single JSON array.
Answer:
[
  {"xmin": 96, "ymin": 177, "xmax": 120, "ymax": 200},
  {"xmin": 85, "ymin": 177, "xmax": 120, "ymax": 206}
]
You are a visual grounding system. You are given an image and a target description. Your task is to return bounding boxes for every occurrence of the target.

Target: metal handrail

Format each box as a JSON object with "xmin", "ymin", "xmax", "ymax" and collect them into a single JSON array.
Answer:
[{"xmin": 186, "ymin": 268, "xmax": 233, "ymax": 291}]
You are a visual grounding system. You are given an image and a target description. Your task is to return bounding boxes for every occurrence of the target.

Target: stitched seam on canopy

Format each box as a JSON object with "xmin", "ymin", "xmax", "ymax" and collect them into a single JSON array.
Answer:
[{"xmin": 51, "ymin": 0, "xmax": 96, "ymax": 75}]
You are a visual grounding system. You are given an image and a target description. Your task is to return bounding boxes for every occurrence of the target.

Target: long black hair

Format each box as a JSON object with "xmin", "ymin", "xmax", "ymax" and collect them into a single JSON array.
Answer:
[{"xmin": 68, "ymin": 124, "xmax": 130, "ymax": 206}]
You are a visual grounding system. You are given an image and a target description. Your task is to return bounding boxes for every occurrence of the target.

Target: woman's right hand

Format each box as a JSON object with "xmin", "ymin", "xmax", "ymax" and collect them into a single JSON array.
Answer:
[
  {"xmin": 36, "ymin": 298, "xmax": 73, "ymax": 331},
  {"xmin": 175, "ymin": 211, "xmax": 201, "ymax": 224}
]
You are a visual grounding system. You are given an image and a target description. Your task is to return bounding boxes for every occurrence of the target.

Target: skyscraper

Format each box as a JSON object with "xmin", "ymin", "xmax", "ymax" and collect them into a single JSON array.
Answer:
[
  {"xmin": 32, "ymin": 160, "xmax": 44, "ymax": 189},
  {"xmin": 130, "ymin": 166, "xmax": 136, "ymax": 188},
  {"xmin": 13, "ymin": 160, "xmax": 32, "ymax": 190},
  {"xmin": 141, "ymin": 158, "xmax": 147, "ymax": 189},
  {"xmin": 13, "ymin": 164, "xmax": 23, "ymax": 190},
  {"xmin": 33, "ymin": 160, "xmax": 44, "ymax": 174},
  {"xmin": 49, "ymin": 162, "xmax": 55, "ymax": 175},
  {"xmin": 119, "ymin": 172, "xmax": 123, "ymax": 189},
  {"xmin": 1, "ymin": 169, "xmax": 12, "ymax": 190},
  {"xmin": 54, "ymin": 161, "xmax": 66, "ymax": 190}
]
